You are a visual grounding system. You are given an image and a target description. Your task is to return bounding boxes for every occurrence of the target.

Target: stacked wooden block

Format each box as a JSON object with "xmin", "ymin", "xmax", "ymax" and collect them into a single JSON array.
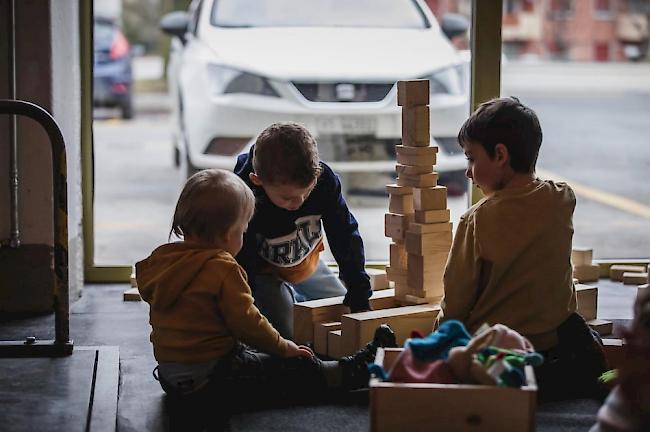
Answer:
[
  {"xmin": 385, "ymin": 80, "xmax": 452, "ymax": 305},
  {"xmin": 571, "ymin": 247, "xmax": 599, "ymax": 283}
]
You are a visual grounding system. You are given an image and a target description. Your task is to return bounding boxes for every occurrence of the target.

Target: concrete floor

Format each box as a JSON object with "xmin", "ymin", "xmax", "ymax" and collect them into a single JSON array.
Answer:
[{"xmin": 0, "ymin": 277, "xmax": 640, "ymax": 431}]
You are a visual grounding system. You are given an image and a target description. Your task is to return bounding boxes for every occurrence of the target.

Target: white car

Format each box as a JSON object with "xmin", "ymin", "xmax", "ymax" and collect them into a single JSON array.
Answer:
[{"xmin": 161, "ymin": 0, "xmax": 470, "ymax": 194}]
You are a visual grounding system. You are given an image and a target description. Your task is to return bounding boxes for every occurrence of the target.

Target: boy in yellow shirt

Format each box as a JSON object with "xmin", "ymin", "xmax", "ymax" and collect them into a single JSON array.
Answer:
[
  {"xmin": 137, "ymin": 169, "xmax": 395, "ymax": 430},
  {"xmin": 443, "ymin": 97, "xmax": 607, "ymax": 401}
]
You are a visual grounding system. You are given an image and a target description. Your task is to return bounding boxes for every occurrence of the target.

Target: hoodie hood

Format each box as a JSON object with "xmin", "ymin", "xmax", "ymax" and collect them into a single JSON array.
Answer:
[{"xmin": 136, "ymin": 242, "xmax": 228, "ymax": 311}]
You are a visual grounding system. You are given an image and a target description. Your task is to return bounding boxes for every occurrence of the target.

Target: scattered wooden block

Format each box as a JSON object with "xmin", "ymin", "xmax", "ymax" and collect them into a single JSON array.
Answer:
[
  {"xmin": 327, "ymin": 330, "xmax": 346, "ymax": 359},
  {"xmin": 341, "ymin": 304, "xmax": 441, "ymax": 355},
  {"xmin": 368, "ymin": 268, "xmax": 390, "ymax": 291},
  {"xmin": 602, "ymin": 339, "xmax": 625, "ymax": 370},
  {"xmin": 314, "ymin": 321, "xmax": 341, "ymax": 355},
  {"xmin": 386, "ymin": 183, "xmax": 413, "ymax": 195},
  {"xmin": 414, "ymin": 209, "xmax": 450, "ymax": 224},
  {"xmin": 123, "ymin": 287, "xmax": 141, "ymax": 302},
  {"xmin": 401, "ymin": 106, "xmax": 430, "ymax": 147},
  {"xmin": 370, "ymin": 348, "xmax": 537, "ymax": 432},
  {"xmin": 573, "ymin": 264, "xmax": 600, "ymax": 283},
  {"xmin": 396, "ymin": 172, "xmax": 438, "ymax": 188},
  {"xmin": 413, "ymin": 186, "xmax": 447, "ymax": 211},
  {"xmin": 405, "ymin": 231, "xmax": 453, "ymax": 256},
  {"xmin": 397, "ymin": 80, "xmax": 429, "ymax": 107},
  {"xmin": 293, "ymin": 289, "xmax": 399, "ymax": 344},
  {"xmin": 623, "ymin": 272, "xmax": 648, "ymax": 285},
  {"xmin": 385, "ymin": 213, "xmax": 414, "ymax": 241},
  {"xmin": 390, "ymin": 243, "xmax": 408, "ymax": 270},
  {"xmin": 389, "ymin": 193, "xmax": 414, "ymax": 214},
  {"xmin": 130, "ymin": 271, "xmax": 137, "ymax": 288},
  {"xmin": 395, "ymin": 145, "xmax": 437, "ymax": 166},
  {"xmin": 576, "ymin": 284, "xmax": 598, "ymax": 321},
  {"xmin": 396, "ymin": 164, "xmax": 433, "ymax": 176},
  {"xmin": 610, "ymin": 265, "xmax": 646, "ymax": 282},
  {"xmin": 571, "ymin": 248, "xmax": 593, "ymax": 267},
  {"xmin": 587, "ymin": 319, "xmax": 613, "ymax": 336},
  {"xmin": 408, "ymin": 221, "xmax": 453, "ymax": 235}
]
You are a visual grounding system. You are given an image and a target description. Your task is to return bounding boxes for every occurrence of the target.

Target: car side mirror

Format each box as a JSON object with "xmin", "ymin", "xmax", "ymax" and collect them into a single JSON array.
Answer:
[
  {"xmin": 440, "ymin": 13, "xmax": 469, "ymax": 41},
  {"xmin": 160, "ymin": 11, "xmax": 189, "ymax": 44}
]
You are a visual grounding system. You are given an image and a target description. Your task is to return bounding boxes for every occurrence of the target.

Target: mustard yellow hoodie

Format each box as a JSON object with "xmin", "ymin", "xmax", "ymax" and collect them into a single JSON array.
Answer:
[{"xmin": 136, "ymin": 242, "xmax": 288, "ymax": 363}]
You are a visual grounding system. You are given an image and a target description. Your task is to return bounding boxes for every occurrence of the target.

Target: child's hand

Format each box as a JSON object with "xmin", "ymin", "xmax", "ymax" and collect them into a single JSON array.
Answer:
[{"xmin": 285, "ymin": 340, "xmax": 315, "ymax": 359}]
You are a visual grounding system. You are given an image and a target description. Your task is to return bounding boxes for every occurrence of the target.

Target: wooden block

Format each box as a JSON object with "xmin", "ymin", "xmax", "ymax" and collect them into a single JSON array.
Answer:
[
  {"xmin": 393, "ymin": 282, "xmax": 411, "ymax": 299},
  {"xmin": 341, "ymin": 305, "xmax": 441, "ymax": 355},
  {"xmin": 293, "ymin": 289, "xmax": 399, "ymax": 344},
  {"xmin": 314, "ymin": 321, "xmax": 341, "ymax": 355},
  {"xmin": 123, "ymin": 287, "xmax": 141, "ymax": 302},
  {"xmin": 573, "ymin": 278, "xmax": 579, "ymax": 285},
  {"xmin": 386, "ymin": 266, "xmax": 408, "ymax": 285},
  {"xmin": 401, "ymin": 106, "xmax": 430, "ymax": 147},
  {"xmin": 386, "ymin": 183, "xmax": 413, "ymax": 195},
  {"xmin": 370, "ymin": 348, "xmax": 537, "ymax": 432},
  {"xmin": 396, "ymin": 164, "xmax": 433, "ymax": 176},
  {"xmin": 407, "ymin": 253, "xmax": 448, "ymax": 294},
  {"xmin": 397, "ymin": 80, "xmax": 429, "ymax": 107},
  {"xmin": 622, "ymin": 272, "xmax": 648, "ymax": 285},
  {"xmin": 396, "ymin": 173, "xmax": 438, "ymax": 188},
  {"xmin": 414, "ymin": 209, "xmax": 450, "ymax": 224},
  {"xmin": 602, "ymin": 339, "xmax": 625, "ymax": 369},
  {"xmin": 413, "ymin": 186, "xmax": 447, "ymax": 211},
  {"xmin": 638, "ymin": 284, "xmax": 649, "ymax": 301},
  {"xmin": 571, "ymin": 248, "xmax": 593, "ymax": 267},
  {"xmin": 576, "ymin": 284, "xmax": 598, "ymax": 321},
  {"xmin": 395, "ymin": 294, "xmax": 431, "ymax": 305},
  {"xmin": 405, "ymin": 231, "xmax": 453, "ymax": 256},
  {"xmin": 390, "ymin": 243, "xmax": 408, "ymax": 270},
  {"xmin": 327, "ymin": 330, "xmax": 346, "ymax": 359},
  {"xmin": 610, "ymin": 265, "xmax": 646, "ymax": 281},
  {"xmin": 389, "ymin": 193, "xmax": 414, "ymax": 214},
  {"xmin": 573, "ymin": 264, "xmax": 600, "ymax": 283},
  {"xmin": 587, "ymin": 319, "xmax": 613, "ymax": 336},
  {"xmin": 408, "ymin": 221, "xmax": 453, "ymax": 235},
  {"xmin": 385, "ymin": 213, "xmax": 414, "ymax": 241},
  {"xmin": 368, "ymin": 268, "xmax": 390, "ymax": 290},
  {"xmin": 395, "ymin": 145, "xmax": 437, "ymax": 167},
  {"xmin": 130, "ymin": 272, "xmax": 138, "ymax": 288}
]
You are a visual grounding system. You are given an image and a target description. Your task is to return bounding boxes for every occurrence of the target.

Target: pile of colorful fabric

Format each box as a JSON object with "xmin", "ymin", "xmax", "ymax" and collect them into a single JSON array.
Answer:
[{"xmin": 369, "ymin": 320, "xmax": 543, "ymax": 387}]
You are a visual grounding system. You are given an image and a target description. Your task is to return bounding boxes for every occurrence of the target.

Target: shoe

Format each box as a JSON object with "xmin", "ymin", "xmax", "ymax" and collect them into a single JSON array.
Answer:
[{"xmin": 339, "ymin": 324, "xmax": 397, "ymax": 389}]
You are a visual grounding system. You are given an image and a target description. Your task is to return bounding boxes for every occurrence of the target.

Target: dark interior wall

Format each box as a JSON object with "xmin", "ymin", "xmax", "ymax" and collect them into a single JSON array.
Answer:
[{"xmin": 0, "ymin": 0, "xmax": 55, "ymax": 314}]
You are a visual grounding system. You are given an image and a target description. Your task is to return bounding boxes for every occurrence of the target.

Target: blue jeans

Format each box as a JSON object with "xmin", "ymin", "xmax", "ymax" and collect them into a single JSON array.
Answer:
[{"xmin": 252, "ymin": 260, "xmax": 347, "ymax": 339}]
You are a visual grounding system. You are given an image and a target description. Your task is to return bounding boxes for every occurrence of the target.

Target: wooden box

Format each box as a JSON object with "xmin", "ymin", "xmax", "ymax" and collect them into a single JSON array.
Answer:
[{"xmin": 370, "ymin": 348, "xmax": 537, "ymax": 432}]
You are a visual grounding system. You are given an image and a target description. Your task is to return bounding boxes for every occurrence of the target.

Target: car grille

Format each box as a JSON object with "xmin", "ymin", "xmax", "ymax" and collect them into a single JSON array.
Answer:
[{"xmin": 292, "ymin": 82, "xmax": 394, "ymax": 103}]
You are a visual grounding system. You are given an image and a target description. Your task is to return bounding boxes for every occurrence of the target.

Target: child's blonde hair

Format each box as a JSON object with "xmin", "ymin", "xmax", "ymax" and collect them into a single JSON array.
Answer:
[{"xmin": 170, "ymin": 169, "xmax": 255, "ymax": 242}]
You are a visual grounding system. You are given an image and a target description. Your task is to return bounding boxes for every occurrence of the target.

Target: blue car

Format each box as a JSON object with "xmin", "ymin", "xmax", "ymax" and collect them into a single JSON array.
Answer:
[{"xmin": 94, "ymin": 17, "xmax": 133, "ymax": 119}]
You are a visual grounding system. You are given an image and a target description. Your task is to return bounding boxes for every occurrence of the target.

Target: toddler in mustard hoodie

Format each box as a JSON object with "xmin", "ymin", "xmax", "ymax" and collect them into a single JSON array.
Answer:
[{"xmin": 136, "ymin": 169, "xmax": 395, "ymax": 431}]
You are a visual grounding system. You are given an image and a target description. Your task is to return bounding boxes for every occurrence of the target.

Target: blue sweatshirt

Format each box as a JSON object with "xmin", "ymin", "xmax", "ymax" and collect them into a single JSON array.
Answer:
[{"xmin": 234, "ymin": 146, "xmax": 372, "ymax": 311}]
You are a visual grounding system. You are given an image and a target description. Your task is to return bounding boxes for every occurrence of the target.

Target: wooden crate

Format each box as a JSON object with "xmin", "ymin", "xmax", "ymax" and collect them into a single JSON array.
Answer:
[{"xmin": 370, "ymin": 348, "xmax": 537, "ymax": 432}]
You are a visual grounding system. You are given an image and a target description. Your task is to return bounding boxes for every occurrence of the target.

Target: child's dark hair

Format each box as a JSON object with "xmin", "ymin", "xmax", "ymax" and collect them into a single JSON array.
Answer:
[
  {"xmin": 170, "ymin": 169, "xmax": 254, "ymax": 242},
  {"xmin": 458, "ymin": 96, "xmax": 542, "ymax": 173},
  {"xmin": 253, "ymin": 122, "xmax": 322, "ymax": 186}
]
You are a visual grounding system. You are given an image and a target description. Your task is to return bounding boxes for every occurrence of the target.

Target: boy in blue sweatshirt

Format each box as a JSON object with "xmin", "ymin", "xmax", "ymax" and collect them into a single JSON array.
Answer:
[{"xmin": 235, "ymin": 122, "xmax": 372, "ymax": 338}]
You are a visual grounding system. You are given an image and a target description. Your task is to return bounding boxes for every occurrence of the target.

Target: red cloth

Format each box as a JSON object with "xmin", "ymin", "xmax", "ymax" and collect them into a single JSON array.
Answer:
[{"xmin": 389, "ymin": 347, "xmax": 457, "ymax": 384}]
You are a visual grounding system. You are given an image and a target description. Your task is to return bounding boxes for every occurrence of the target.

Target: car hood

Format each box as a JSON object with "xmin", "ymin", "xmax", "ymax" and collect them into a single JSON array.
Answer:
[{"xmin": 201, "ymin": 27, "xmax": 460, "ymax": 81}]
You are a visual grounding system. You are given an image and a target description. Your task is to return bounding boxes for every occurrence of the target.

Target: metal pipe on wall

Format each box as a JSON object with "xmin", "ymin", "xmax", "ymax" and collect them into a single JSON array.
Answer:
[{"xmin": 8, "ymin": 0, "xmax": 20, "ymax": 248}]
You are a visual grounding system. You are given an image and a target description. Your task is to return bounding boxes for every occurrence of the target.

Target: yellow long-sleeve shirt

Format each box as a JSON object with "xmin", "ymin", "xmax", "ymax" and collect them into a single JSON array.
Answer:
[
  {"xmin": 136, "ymin": 242, "xmax": 288, "ymax": 363},
  {"xmin": 442, "ymin": 179, "xmax": 577, "ymax": 350}
]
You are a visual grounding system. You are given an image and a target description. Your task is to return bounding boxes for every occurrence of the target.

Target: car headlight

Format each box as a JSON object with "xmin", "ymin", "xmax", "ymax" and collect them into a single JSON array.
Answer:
[
  {"xmin": 207, "ymin": 64, "xmax": 279, "ymax": 97},
  {"xmin": 428, "ymin": 65, "xmax": 465, "ymax": 96}
]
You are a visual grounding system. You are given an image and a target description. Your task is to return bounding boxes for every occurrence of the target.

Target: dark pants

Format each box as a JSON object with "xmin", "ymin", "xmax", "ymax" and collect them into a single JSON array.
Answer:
[
  {"xmin": 158, "ymin": 344, "xmax": 331, "ymax": 432},
  {"xmin": 534, "ymin": 312, "xmax": 609, "ymax": 403}
]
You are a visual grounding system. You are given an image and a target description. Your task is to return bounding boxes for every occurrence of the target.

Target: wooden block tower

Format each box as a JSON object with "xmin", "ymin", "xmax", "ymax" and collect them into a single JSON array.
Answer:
[{"xmin": 385, "ymin": 80, "xmax": 453, "ymax": 305}]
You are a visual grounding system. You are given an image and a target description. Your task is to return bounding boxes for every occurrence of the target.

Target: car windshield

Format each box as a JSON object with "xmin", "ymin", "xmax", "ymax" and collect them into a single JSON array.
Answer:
[
  {"xmin": 211, "ymin": 0, "xmax": 429, "ymax": 29},
  {"xmin": 94, "ymin": 20, "xmax": 115, "ymax": 46}
]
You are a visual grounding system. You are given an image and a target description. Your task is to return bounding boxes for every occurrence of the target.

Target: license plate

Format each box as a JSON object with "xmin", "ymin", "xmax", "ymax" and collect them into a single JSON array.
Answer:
[{"xmin": 316, "ymin": 116, "xmax": 377, "ymax": 135}]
